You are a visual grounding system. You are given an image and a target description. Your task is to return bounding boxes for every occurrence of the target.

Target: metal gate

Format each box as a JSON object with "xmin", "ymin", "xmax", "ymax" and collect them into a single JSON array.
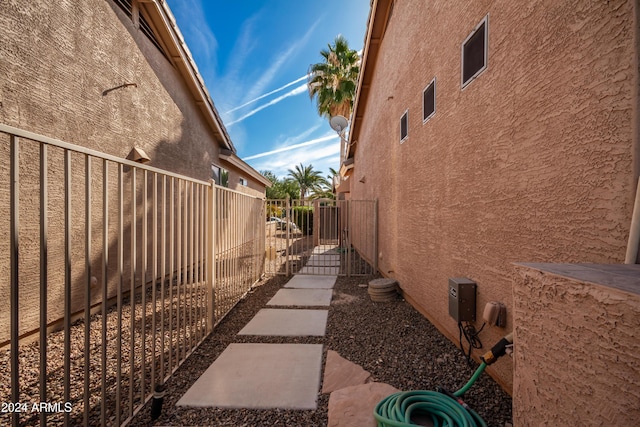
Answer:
[{"xmin": 264, "ymin": 198, "xmax": 377, "ymax": 276}]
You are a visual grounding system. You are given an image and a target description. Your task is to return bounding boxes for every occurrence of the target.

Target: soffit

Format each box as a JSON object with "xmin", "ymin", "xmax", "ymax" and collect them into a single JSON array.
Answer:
[
  {"xmin": 348, "ymin": 0, "xmax": 394, "ymax": 159},
  {"xmin": 138, "ymin": 0, "xmax": 235, "ymax": 152}
]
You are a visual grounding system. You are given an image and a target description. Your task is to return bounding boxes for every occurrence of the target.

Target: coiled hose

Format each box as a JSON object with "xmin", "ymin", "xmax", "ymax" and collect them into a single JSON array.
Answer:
[{"xmin": 373, "ymin": 362, "xmax": 488, "ymax": 427}]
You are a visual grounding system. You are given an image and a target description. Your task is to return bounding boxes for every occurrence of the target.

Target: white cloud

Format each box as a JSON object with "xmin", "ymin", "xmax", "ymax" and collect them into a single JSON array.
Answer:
[
  {"xmin": 225, "ymin": 74, "xmax": 309, "ymax": 115},
  {"xmin": 226, "ymin": 83, "xmax": 308, "ymax": 126},
  {"xmin": 244, "ymin": 134, "xmax": 336, "ymax": 160},
  {"xmin": 246, "ymin": 135, "xmax": 341, "ymax": 179},
  {"xmin": 242, "ymin": 19, "xmax": 320, "ymax": 104}
]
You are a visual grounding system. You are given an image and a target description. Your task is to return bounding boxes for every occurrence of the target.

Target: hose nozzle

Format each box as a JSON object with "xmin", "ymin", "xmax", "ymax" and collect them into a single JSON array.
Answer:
[{"xmin": 481, "ymin": 332, "xmax": 513, "ymax": 365}]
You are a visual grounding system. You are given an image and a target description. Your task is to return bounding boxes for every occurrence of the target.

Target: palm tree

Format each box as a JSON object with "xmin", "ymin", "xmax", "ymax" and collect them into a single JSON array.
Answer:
[
  {"xmin": 327, "ymin": 167, "xmax": 339, "ymax": 190},
  {"xmin": 261, "ymin": 170, "xmax": 300, "ymax": 200},
  {"xmin": 310, "ymin": 179, "xmax": 335, "ymax": 200},
  {"xmin": 307, "ymin": 35, "xmax": 360, "ymax": 119},
  {"xmin": 287, "ymin": 163, "xmax": 327, "ymax": 200}
]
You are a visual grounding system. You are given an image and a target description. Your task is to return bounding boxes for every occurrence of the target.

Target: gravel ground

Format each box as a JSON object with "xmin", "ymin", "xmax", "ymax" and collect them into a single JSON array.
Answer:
[
  {"xmin": 130, "ymin": 274, "xmax": 512, "ymax": 427},
  {"xmin": 1, "ymin": 273, "xmax": 511, "ymax": 426}
]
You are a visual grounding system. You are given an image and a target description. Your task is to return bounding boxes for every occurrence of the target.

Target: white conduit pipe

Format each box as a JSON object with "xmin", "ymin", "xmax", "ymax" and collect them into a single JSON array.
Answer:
[{"xmin": 625, "ymin": 177, "xmax": 640, "ymax": 264}]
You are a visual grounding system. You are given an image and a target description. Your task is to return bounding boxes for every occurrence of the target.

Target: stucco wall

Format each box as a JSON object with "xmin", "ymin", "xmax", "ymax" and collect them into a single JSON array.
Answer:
[
  {"xmin": 513, "ymin": 263, "xmax": 640, "ymax": 425},
  {"xmin": 350, "ymin": 0, "xmax": 637, "ymax": 392},
  {"xmin": 0, "ymin": 0, "xmax": 264, "ymax": 343}
]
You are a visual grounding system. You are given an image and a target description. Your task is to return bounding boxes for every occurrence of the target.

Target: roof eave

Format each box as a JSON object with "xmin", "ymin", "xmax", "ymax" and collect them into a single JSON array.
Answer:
[
  {"xmin": 143, "ymin": 1, "xmax": 235, "ymax": 152},
  {"xmin": 347, "ymin": 0, "xmax": 393, "ymax": 159},
  {"xmin": 219, "ymin": 149, "xmax": 272, "ymax": 188}
]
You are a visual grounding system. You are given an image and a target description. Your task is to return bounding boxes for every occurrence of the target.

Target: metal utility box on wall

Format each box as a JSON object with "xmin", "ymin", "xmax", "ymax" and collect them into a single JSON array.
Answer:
[{"xmin": 448, "ymin": 278, "xmax": 476, "ymax": 322}]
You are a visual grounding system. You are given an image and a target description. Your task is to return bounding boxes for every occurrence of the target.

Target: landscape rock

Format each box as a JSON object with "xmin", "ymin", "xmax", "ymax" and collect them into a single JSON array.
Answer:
[
  {"xmin": 322, "ymin": 350, "xmax": 372, "ymax": 393},
  {"xmin": 328, "ymin": 382, "xmax": 399, "ymax": 427}
]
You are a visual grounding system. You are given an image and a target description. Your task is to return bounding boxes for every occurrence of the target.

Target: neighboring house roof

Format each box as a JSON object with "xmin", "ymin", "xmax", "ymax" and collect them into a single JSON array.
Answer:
[
  {"xmin": 346, "ymin": 0, "xmax": 394, "ymax": 163},
  {"xmin": 135, "ymin": 0, "xmax": 268, "ymax": 187},
  {"xmin": 219, "ymin": 149, "xmax": 273, "ymax": 188}
]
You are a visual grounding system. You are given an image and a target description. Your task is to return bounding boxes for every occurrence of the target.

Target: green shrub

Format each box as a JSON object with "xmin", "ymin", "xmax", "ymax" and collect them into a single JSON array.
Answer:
[
  {"xmin": 291, "ymin": 206, "xmax": 313, "ymax": 235},
  {"xmin": 265, "ymin": 203, "xmax": 283, "ymax": 219}
]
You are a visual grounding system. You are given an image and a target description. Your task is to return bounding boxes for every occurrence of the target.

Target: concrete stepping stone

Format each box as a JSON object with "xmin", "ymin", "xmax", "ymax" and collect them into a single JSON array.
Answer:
[
  {"xmin": 238, "ymin": 309, "xmax": 328, "ymax": 336},
  {"xmin": 307, "ymin": 254, "xmax": 341, "ymax": 266},
  {"xmin": 177, "ymin": 343, "xmax": 323, "ymax": 410},
  {"xmin": 299, "ymin": 266, "xmax": 340, "ymax": 275},
  {"xmin": 313, "ymin": 246, "xmax": 339, "ymax": 254},
  {"xmin": 322, "ymin": 350, "xmax": 372, "ymax": 393},
  {"xmin": 267, "ymin": 288, "xmax": 333, "ymax": 306},
  {"xmin": 328, "ymin": 382, "xmax": 400, "ymax": 427},
  {"xmin": 284, "ymin": 274, "xmax": 337, "ymax": 289}
]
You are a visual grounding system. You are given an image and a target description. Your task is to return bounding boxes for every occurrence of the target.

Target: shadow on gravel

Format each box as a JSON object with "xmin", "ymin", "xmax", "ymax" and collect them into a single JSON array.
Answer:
[{"xmin": 132, "ymin": 274, "xmax": 512, "ymax": 426}]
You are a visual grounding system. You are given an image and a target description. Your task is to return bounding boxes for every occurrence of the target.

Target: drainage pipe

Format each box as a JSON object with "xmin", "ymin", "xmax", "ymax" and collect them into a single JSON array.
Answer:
[{"xmin": 625, "ymin": 177, "xmax": 640, "ymax": 264}]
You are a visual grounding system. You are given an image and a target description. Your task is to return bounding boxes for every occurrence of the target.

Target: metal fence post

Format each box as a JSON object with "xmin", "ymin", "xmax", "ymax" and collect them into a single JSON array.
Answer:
[
  {"xmin": 10, "ymin": 135, "xmax": 19, "ymax": 427},
  {"xmin": 285, "ymin": 195, "xmax": 290, "ymax": 276},
  {"xmin": 373, "ymin": 199, "xmax": 378, "ymax": 273},
  {"xmin": 206, "ymin": 180, "xmax": 216, "ymax": 333}
]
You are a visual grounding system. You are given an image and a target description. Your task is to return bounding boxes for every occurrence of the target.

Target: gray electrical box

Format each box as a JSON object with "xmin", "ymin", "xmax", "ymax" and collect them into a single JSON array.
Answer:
[{"xmin": 448, "ymin": 278, "xmax": 476, "ymax": 322}]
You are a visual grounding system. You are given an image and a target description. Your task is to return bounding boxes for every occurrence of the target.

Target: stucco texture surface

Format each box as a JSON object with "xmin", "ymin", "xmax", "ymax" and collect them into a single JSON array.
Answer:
[
  {"xmin": 349, "ymin": 0, "xmax": 637, "ymax": 391},
  {"xmin": 0, "ymin": 0, "xmax": 245, "ymax": 343},
  {"xmin": 513, "ymin": 265, "xmax": 640, "ymax": 425}
]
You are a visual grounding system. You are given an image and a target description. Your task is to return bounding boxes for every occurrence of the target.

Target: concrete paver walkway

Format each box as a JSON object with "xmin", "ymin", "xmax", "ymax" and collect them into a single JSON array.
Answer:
[
  {"xmin": 238, "ymin": 309, "xmax": 328, "ymax": 336},
  {"xmin": 284, "ymin": 274, "xmax": 337, "ymax": 289},
  {"xmin": 267, "ymin": 288, "xmax": 333, "ymax": 306},
  {"xmin": 176, "ymin": 343, "xmax": 323, "ymax": 409},
  {"xmin": 177, "ymin": 249, "xmax": 338, "ymax": 411}
]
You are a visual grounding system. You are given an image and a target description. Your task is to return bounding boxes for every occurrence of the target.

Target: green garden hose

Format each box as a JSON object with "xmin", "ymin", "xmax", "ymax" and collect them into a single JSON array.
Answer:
[
  {"xmin": 374, "ymin": 332, "xmax": 514, "ymax": 427},
  {"xmin": 373, "ymin": 362, "xmax": 488, "ymax": 427}
]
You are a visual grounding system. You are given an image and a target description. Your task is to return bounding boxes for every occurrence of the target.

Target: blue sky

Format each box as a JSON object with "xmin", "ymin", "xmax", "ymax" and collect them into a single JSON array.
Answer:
[{"xmin": 165, "ymin": 0, "xmax": 371, "ymax": 180}]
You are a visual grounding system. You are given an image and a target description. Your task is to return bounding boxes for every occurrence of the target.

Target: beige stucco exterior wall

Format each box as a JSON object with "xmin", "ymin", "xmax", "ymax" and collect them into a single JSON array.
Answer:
[
  {"xmin": 512, "ymin": 264, "xmax": 640, "ymax": 425},
  {"xmin": 350, "ymin": 0, "xmax": 638, "ymax": 392},
  {"xmin": 1, "ymin": 0, "xmax": 222, "ymax": 180},
  {"xmin": 0, "ymin": 0, "xmax": 264, "ymax": 344}
]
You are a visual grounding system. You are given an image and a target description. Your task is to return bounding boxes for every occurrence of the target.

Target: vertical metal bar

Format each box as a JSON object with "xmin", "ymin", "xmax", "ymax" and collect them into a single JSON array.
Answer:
[
  {"xmin": 152, "ymin": 173, "xmax": 157, "ymax": 390},
  {"xmin": 176, "ymin": 179, "xmax": 182, "ymax": 366},
  {"xmin": 160, "ymin": 175, "xmax": 166, "ymax": 380},
  {"xmin": 230, "ymin": 191, "xmax": 234, "ymax": 305},
  {"xmin": 241, "ymin": 195, "xmax": 245, "ymax": 290},
  {"xmin": 262, "ymin": 199, "xmax": 265, "ymax": 278},
  {"xmin": 63, "ymin": 149, "xmax": 72, "ymax": 426},
  {"xmin": 220, "ymin": 188, "xmax": 224, "ymax": 317},
  {"xmin": 169, "ymin": 177, "xmax": 175, "ymax": 374},
  {"xmin": 116, "ymin": 164, "xmax": 123, "ymax": 425},
  {"xmin": 84, "ymin": 154, "xmax": 92, "ymax": 426},
  {"xmin": 141, "ymin": 170, "xmax": 147, "ymax": 404},
  {"xmin": 223, "ymin": 190, "xmax": 228, "ymax": 314},
  {"xmin": 195, "ymin": 185, "xmax": 202, "ymax": 341},
  {"xmin": 220, "ymin": 189, "xmax": 224, "ymax": 314},
  {"xmin": 194, "ymin": 185, "xmax": 200, "ymax": 341},
  {"xmin": 346, "ymin": 201, "xmax": 351, "ymax": 277},
  {"xmin": 238, "ymin": 194, "xmax": 242, "ymax": 293},
  {"xmin": 198, "ymin": 184, "xmax": 202, "ymax": 335},
  {"xmin": 129, "ymin": 167, "xmax": 136, "ymax": 414},
  {"xmin": 228, "ymin": 191, "xmax": 232, "ymax": 307},
  {"xmin": 39, "ymin": 143, "xmax": 48, "ymax": 427},
  {"xmin": 10, "ymin": 135, "xmax": 20, "ymax": 427},
  {"xmin": 373, "ymin": 199, "xmax": 378, "ymax": 273},
  {"xmin": 200, "ymin": 185, "xmax": 205, "ymax": 335},
  {"xmin": 101, "ymin": 160, "xmax": 108, "ymax": 427},
  {"xmin": 285, "ymin": 196, "xmax": 290, "ymax": 275},
  {"xmin": 221, "ymin": 190, "xmax": 226, "ymax": 315},
  {"xmin": 189, "ymin": 182, "xmax": 194, "ymax": 350},
  {"xmin": 182, "ymin": 181, "xmax": 188, "ymax": 358},
  {"xmin": 215, "ymin": 187, "xmax": 219, "ymax": 320},
  {"xmin": 206, "ymin": 181, "xmax": 215, "ymax": 331}
]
